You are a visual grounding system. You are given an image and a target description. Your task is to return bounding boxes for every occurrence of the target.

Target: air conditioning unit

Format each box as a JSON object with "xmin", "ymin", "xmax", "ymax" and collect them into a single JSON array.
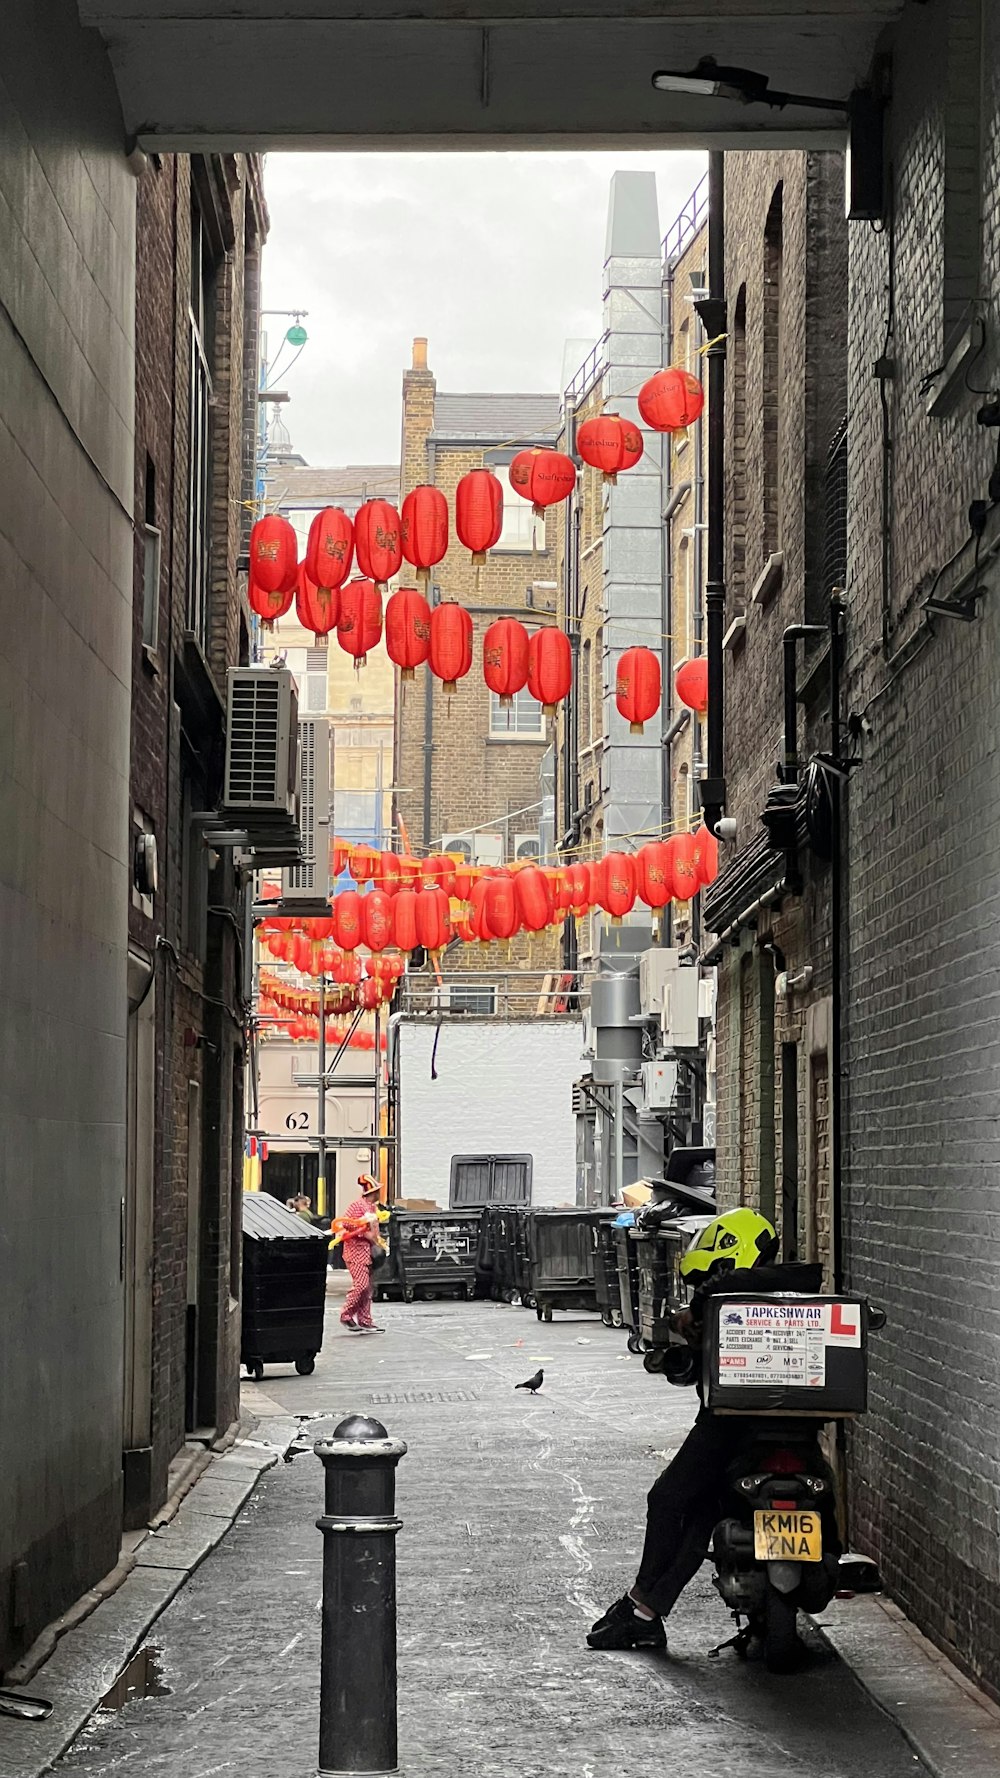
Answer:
[
  {"xmin": 474, "ymin": 833, "xmax": 503, "ymax": 866},
  {"xmin": 641, "ymin": 1060, "xmax": 678, "ymax": 1112},
  {"xmin": 224, "ymin": 667, "xmax": 298, "ymax": 820},
  {"xmin": 442, "ymin": 833, "xmax": 473, "ymax": 864},
  {"xmin": 663, "ymin": 965, "xmax": 701, "ymax": 1049},
  {"xmin": 639, "ymin": 948, "xmax": 676, "ymax": 1017},
  {"xmin": 514, "ymin": 832, "xmax": 540, "ymax": 861},
  {"xmin": 282, "ymin": 718, "xmax": 331, "ymax": 901}
]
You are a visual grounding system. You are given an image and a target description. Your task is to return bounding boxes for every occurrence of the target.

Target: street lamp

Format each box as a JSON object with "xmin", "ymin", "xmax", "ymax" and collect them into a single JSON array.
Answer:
[{"xmin": 651, "ymin": 56, "xmax": 885, "ymax": 223}]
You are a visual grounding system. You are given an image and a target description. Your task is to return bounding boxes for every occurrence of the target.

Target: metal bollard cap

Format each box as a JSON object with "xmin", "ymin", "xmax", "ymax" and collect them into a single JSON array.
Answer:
[{"xmin": 315, "ymin": 1415, "xmax": 408, "ymax": 1463}]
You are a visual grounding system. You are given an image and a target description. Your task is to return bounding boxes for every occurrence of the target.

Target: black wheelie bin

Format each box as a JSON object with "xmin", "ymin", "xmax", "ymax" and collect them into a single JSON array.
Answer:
[{"xmin": 241, "ymin": 1192, "xmax": 328, "ymax": 1379}]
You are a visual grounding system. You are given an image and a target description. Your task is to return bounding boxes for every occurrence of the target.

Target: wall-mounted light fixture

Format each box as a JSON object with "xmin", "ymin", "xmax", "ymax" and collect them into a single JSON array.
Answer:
[{"xmin": 651, "ymin": 57, "xmax": 886, "ymax": 223}]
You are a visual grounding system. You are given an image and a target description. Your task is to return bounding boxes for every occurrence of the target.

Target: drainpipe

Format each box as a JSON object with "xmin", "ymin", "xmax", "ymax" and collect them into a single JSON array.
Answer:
[
  {"xmin": 829, "ymin": 592, "xmax": 846, "ymax": 1293},
  {"xmin": 696, "ymin": 152, "xmax": 728, "ymax": 835}
]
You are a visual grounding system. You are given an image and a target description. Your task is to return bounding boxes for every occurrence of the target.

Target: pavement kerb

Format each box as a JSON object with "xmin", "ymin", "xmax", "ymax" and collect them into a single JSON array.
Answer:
[
  {"xmin": 0, "ymin": 1412, "xmax": 298, "ymax": 1778},
  {"xmin": 813, "ymin": 1594, "xmax": 1000, "ymax": 1778}
]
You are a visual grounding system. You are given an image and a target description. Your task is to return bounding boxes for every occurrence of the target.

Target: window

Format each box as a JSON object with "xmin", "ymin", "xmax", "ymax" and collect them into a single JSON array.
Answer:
[
  {"xmin": 495, "ymin": 465, "xmax": 544, "ymax": 553},
  {"xmin": 447, "ymin": 983, "xmax": 497, "ymax": 1014},
  {"xmin": 142, "ymin": 456, "xmax": 160, "ymax": 652},
  {"xmin": 449, "ymin": 1154, "xmax": 533, "ymax": 1208},
  {"xmin": 490, "ymin": 686, "xmax": 544, "ymax": 737},
  {"xmin": 762, "ymin": 185, "xmax": 784, "ymax": 560},
  {"xmin": 304, "ymin": 674, "xmax": 327, "ymax": 713},
  {"xmin": 582, "ymin": 638, "xmax": 593, "ymax": 743}
]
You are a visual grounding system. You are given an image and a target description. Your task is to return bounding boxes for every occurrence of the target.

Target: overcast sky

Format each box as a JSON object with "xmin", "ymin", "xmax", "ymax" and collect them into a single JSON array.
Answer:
[{"xmin": 260, "ymin": 150, "xmax": 707, "ymax": 467}]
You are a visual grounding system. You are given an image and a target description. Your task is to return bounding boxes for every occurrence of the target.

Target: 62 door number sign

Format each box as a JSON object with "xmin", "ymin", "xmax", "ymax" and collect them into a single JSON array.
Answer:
[{"xmin": 285, "ymin": 1111, "xmax": 310, "ymax": 1131}]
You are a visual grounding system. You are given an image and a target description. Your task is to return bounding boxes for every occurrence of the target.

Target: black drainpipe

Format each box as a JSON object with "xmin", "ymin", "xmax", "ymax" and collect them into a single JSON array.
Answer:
[
  {"xmin": 696, "ymin": 151, "xmax": 728, "ymax": 835},
  {"xmin": 829, "ymin": 592, "xmax": 846, "ymax": 1293}
]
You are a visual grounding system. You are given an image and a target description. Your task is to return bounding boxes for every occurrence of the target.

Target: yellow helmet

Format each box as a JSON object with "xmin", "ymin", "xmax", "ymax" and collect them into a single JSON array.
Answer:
[{"xmin": 679, "ymin": 1208, "xmax": 777, "ymax": 1278}]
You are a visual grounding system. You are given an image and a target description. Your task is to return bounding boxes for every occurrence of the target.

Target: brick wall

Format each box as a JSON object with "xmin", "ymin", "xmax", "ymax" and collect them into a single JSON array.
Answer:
[
  {"xmin": 841, "ymin": 0, "xmax": 1000, "ymax": 1692},
  {"xmin": 714, "ymin": 151, "xmax": 847, "ymax": 1276},
  {"xmin": 395, "ymin": 346, "xmax": 561, "ymax": 977},
  {"xmin": 130, "ymin": 151, "xmax": 266, "ymax": 1516}
]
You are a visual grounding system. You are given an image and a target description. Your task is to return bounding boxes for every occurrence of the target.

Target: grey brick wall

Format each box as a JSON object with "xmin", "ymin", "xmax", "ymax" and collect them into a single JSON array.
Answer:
[{"xmin": 841, "ymin": 2, "xmax": 1000, "ymax": 1694}]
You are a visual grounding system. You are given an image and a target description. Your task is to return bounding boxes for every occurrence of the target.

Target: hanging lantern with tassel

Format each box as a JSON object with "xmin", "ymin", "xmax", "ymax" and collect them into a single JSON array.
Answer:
[
  {"xmin": 615, "ymin": 646, "xmax": 661, "ymax": 734},
  {"xmin": 385, "ymin": 586, "xmax": 431, "ymax": 681},
  {"xmin": 455, "ymin": 469, "xmax": 504, "ymax": 564},
  {"xmin": 527, "ymin": 627, "xmax": 572, "ymax": 716},
  {"xmin": 428, "ymin": 602, "xmax": 473, "ymax": 694},
  {"xmin": 483, "ymin": 617, "xmax": 530, "ymax": 709},
  {"xmin": 575, "ymin": 414, "xmax": 644, "ymax": 483},
  {"xmin": 400, "ymin": 485, "xmax": 448, "ymax": 586}
]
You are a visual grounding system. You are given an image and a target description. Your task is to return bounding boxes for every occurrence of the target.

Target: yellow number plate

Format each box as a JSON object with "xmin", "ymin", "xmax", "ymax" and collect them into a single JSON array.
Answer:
[{"xmin": 753, "ymin": 1509, "xmax": 822, "ymax": 1562}]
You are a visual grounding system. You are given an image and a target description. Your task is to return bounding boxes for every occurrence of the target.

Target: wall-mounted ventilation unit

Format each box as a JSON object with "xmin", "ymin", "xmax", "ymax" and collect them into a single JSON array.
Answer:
[
  {"xmin": 282, "ymin": 717, "xmax": 331, "ymax": 901},
  {"xmin": 224, "ymin": 667, "xmax": 298, "ymax": 821},
  {"xmin": 514, "ymin": 832, "xmax": 540, "ymax": 861}
]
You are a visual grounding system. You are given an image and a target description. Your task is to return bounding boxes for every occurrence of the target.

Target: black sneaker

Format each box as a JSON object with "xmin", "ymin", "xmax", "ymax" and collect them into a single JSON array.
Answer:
[{"xmin": 587, "ymin": 1596, "xmax": 667, "ymax": 1652}]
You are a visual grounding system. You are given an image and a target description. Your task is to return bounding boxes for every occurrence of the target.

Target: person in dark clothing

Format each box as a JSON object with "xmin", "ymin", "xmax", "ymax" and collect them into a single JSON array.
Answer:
[{"xmin": 588, "ymin": 1209, "xmax": 823, "ymax": 1652}]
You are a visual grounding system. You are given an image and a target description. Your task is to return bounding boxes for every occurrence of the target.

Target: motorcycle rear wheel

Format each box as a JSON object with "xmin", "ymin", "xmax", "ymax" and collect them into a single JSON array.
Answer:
[{"xmin": 763, "ymin": 1587, "xmax": 800, "ymax": 1674}]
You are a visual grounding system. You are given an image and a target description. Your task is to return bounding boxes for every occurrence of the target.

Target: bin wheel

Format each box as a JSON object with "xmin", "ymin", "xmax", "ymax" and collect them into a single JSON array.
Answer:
[
  {"xmin": 404, "ymin": 1286, "xmax": 416, "ymax": 1304},
  {"xmin": 465, "ymin": 1284, "xmax": 476, "ymax": 1301},
  {"xmin": 543, "ymin": 1307, "xmax": 553, "ymax": 1323},
  {"xmin": 295, "ymin": 1356, "xmax": 316, "ymax": 1376},
  {"xmin": 524, "ymin": 1295, "xmax": 536, "ymax": 1311},
  {"xmin": 627, "ymin": 1332, "xmax": 643, "ymax": 1355},
  {"xmin": 601, "ymin": 1312, "xmax": 614, "ymax": 1329},
  {"xmin": 536, "ymin": 1306, "xmax": 543, "ymax": 1321},
  {"xmin": 643, "ymin": 1349, "xmax": 666, "ymax": 1374},
  {"xmin": 425, "ymin": 1291, "xmax": 438, "ymax": 1302},
  {"xmin": 247, "ymin": 1359, "xmax": 264, "ymax": 1381},
  {"xmin": 612, "ymin": 1310, "xmax": 624, "ymax": 1329}
]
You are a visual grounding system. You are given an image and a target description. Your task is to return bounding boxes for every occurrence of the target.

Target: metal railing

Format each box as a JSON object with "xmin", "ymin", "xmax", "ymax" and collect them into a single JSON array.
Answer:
[
  {"xmin": 564, "ymin": 336, "xmax": 609, "ymax": 410},
  {"xmin": 663, "ymin": 174, "xmax": 710, "ymax": 269},
  {"xmin": 397, "ymin": 970, "xmax": 578, "ymax": 1019}
]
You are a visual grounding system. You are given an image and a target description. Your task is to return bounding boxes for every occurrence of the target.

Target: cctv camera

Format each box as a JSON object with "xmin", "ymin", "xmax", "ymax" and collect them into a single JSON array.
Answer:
[{"xmin": 715, "ymin": 818, "xmax": 738, "ymax": 844}]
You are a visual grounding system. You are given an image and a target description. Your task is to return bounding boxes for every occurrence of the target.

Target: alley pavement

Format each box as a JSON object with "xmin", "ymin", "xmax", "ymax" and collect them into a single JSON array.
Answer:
[{"xmin": 57, "ymin": 1299, "xmax": 936, "ymax": 1777}]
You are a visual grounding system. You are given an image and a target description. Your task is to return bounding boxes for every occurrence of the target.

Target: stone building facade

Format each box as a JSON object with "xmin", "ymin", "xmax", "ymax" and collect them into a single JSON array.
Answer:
[
  {"xmin": 395, "ymin": 340, "xmax": 563, "ymax": 991},
  {"xmin": 126, "ymin": 151, "xmax": 266, "ymax": 1529}
]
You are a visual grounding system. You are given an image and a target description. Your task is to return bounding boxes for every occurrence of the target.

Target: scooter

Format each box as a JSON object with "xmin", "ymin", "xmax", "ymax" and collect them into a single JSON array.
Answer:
[{"xmin": 709, "ymin": 1305, "xmax": 886, "ymax": 1673}]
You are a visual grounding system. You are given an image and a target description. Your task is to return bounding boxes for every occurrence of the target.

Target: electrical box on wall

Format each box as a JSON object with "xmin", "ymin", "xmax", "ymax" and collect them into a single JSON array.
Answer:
[
  {"xmin": 641, "ymin": 1060, "xmax": 677, "ymax": 1111},
  {"xmin": 639, "ymin": 947, "xmax": 676, "ymax": 1016},
  {"xmin": 663, "ymin": 964, "xmax": 701, "ymax": 1049}
]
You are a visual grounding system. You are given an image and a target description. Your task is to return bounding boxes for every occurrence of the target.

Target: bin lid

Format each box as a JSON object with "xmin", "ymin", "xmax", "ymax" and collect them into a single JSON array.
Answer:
[
  {"xmin": 242, "ymin": 1193, "xmax": 326, "ymax": 1240},
  {"xmin": 663, "ymin": 1146, "xmax": 716, "ymax": 1186}
]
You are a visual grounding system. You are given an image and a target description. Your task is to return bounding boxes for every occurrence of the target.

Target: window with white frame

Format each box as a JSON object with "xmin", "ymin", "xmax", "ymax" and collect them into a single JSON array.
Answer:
[
  {"xmin": 495, "ymin": 465, "xmax": 544, "ymax": 553},
  {"xmin": 490, "ymin": 686, "xmax": 544, "ymax": 737},
  {"xmin": 447, "ymin": 982, "xmax": 498, "ymax": 1015}
]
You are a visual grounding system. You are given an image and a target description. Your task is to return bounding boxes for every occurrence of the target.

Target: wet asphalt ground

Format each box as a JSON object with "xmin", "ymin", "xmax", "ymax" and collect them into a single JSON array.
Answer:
[{"xmin": 58, "ymin": 1298, "xmax": 926, "ymax": 1777}]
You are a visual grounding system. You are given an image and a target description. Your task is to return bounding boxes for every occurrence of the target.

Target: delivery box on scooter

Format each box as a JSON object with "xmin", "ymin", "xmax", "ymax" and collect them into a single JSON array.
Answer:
[{"xmin": 702, "ymin": 1292, "xmax": 869, "ymax": 1416}]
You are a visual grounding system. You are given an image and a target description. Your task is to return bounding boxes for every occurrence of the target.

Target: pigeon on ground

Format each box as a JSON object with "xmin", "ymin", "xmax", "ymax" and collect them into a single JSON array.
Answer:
[{"xmin": 515, "ymin": 1369, "xmax": 544, "ymax": 1394}]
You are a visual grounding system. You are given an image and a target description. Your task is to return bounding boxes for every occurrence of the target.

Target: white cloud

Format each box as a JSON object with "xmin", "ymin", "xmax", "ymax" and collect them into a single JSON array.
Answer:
[{"xmin": 260, "ymin": 149, "xmax": 707, "ymax": 465}]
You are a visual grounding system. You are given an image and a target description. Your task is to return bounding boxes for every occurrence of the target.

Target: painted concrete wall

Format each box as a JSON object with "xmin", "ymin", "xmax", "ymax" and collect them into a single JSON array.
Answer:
[
  {"xmin": 394, "ymin": 1018, "xmax": 581, "ymax": 1206},
  {"xmin": 0, "ymin": 0, "xmax": 134, "ymax": 1668}
]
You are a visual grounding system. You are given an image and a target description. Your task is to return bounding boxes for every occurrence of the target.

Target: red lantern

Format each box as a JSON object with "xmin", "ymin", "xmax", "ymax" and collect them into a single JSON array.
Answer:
[
  {"xmin": 598, "ymin": 852, "xmax": 637, "ymax": 922},
  {"xmin": 483, "ymin": 618, "xmax": 530, "ymax": 708},
  {"xmin": 550, "ymin": 867, "xmax": 574, "ymax": 920},
  {"xmin": 391, "ymin": 890, "xmax": 420, "ymax": 954},
  {"xmin": 567, "ymin": 862, "xmax": 592, "ymax": 915},
  {"xmin": 428, "ymin": 602, "xmax": 473, "ymax": 693},
  {"xmin": 378, "ymin": 851, "xmax": 402, "ymax": 897},
  {"xmin": 398, "ymin": 855, "xmax": 423, "ymax": 889},
  {"xmin": 636, "ymin": 841, "xmax": 674, "ymax": 909},
  {"xmin": 385, "ymin": 587, "xmax": 431, "ymax": 681},
  {"xmin": 527, "ymin": 628, "xmax": 572, "ymax": 716},
  {"xmin": 293, "ymin": 934, "xmax": 316, "ymax": 974},
  {"xmin": 415, "ymin": 885, "xmax": 450, "ymax": 954},
  {"xmin": 485, "ymin": 873, "xmax": 518, "ymax": 941},
  {"xmin": 420, "ymin": 854, "xmax": 455, "ymax": 897},
  {"xmin": 332, "ymin": 892, "xmax": 363, "ymax": 951},
  {"xmin": 637, "ymin": 367, "xmax": 704, "ymax": 433},
  {"xmin": 249, "ymin": 575, "xmax": 295, "ymax": 627},
  {"xmin": 467, "ymin": 877, "xmax": 493, "ymax": 942},
  {"xmin": 670, "ymin": 832, "xmax": 700, "ymax": 902},
  {"xmin": 691, "ymin": 824, "xmax": 719, "ymax": 888},
  {"xmin": 515, "ymin": 866, "xmax": 550, "ymax": 934},
  {"xmin": 675, "ymin": 656, "xmax": 709, "ymax": 716},
  {"xmin": 295, "ymin": 565, "xmax": 339, "ymax": 639},
  {"xmin": 337, "ymin": 579, "xmax": 383, "ymax": 666},
  {"xmin": 361, "ymin": 977, "xmax": 382, "ymax": 1011},
  {"xmin": 508, "ymin": 448, "xmax": 576, "ymax": 517},
  {"xmin": 331, "ymin": 951, "xmax": 362, "ymax": 987},
  {"xmin": 615, "ymin": 646, "xmax": 661, "ymax": 734},
  {"xmin": 354, "ymin": 499, "xmax": 402, "ymax": 589},
  {"xmin": 348, "ymin": 843, "xmax": 379, "ymax": 884},
  {"xmin": 401, "ymin": 485, "xmax": 448, "ymax": 585},
  {"xmin": 451, "ymin": 856, "xmax": 475, "ymax": 902},
  {"xmin": 362, "ymin": 890, "xmax": 393, "ymax": 953},
  {"xmin": 305, "ymin": 507, "xmax": 354, "ymax": 592},
  {"xmin": 575, "ymin": 414, "xmax": 644, "ymax": 483},
  {"xmin": 250, "ymin": 514, "xmax": 297, "ymax": 595},
  {"xmin": 455, "ymin": 469, "xmax": 504, "ymax": 563}
]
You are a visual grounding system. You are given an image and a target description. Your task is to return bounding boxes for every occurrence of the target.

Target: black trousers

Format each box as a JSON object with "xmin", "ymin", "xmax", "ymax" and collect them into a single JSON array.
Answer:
[{"xmin": 633, "ymin": 1411, "xmax": 746, "ymax": 1618}]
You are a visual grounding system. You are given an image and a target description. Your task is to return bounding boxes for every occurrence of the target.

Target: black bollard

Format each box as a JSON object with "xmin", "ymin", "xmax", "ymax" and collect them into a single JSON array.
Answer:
[{"xmin": 315, "ymin": 1415, "xmax": 408, "ymax": 1776}]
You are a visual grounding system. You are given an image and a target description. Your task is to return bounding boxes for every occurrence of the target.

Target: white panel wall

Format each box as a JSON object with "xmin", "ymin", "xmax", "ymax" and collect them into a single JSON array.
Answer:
[{"xmin": 394, "ymin": 1019, "xmax": 581, "ymax": 1207}]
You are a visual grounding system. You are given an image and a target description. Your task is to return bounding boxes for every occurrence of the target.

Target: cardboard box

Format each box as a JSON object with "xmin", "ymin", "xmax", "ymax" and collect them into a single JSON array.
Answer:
[
  {"xmin": 392, "ymin": 1198, "xmax": 440, "ymax": 1211},
  {"xmin": 702, "ymin": 1293, "xmax": 869, "ymax": 1417}
]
